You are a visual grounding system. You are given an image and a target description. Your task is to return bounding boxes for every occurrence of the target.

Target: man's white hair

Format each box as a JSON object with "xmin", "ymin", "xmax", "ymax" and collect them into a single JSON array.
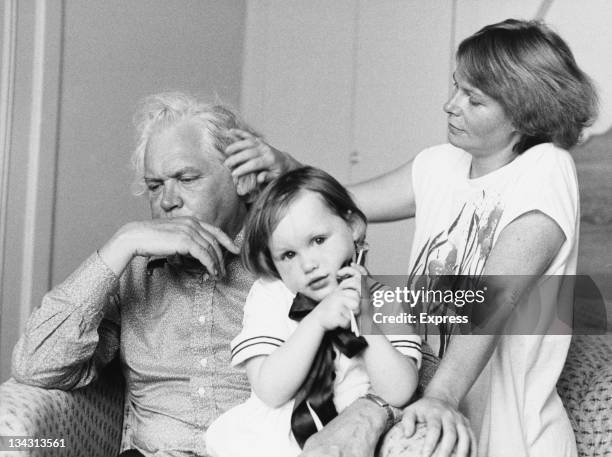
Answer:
[{"xmin": 131, "ymin": 91, "xmax": 259, "ymax": 196}]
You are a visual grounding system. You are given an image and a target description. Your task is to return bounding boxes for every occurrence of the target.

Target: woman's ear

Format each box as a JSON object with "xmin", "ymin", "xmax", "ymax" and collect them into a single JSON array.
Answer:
[{"xmin": 347, "ymin": 212, "xmax": 367, "ymax": 243}]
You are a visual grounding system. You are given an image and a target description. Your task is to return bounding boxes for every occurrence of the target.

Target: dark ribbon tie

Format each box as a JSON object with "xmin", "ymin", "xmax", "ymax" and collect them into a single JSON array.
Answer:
[{"xmin": 288, "ymin": 293, "xmax": 368, "ymax": 448}]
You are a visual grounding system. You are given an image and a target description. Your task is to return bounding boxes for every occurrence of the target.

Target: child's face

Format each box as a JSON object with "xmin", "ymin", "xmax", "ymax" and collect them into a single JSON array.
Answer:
[{"xmin": 269, "ymin": 191, "xmax": 358, "ymax": 301}]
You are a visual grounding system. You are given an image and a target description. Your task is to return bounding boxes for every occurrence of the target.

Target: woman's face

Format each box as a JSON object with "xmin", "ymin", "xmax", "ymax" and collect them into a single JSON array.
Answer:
[{"xmin": 443, "ymin": 67, "xmax": 518, "ymax": 157}]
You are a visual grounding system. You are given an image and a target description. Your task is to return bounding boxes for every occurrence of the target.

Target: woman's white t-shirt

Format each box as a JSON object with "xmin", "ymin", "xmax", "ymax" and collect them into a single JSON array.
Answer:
[{"xmin": 409, "ymin": 142, "xmax": 579, "ymax": 457}]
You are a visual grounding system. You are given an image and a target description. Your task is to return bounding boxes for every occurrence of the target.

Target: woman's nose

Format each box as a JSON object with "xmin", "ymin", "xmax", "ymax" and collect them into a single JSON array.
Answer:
[
  {"xmin": 160, "ymin": 181, "xmax": 183, "ymax": 212},
  {"xmin": 443, "ymin": 89, "xmax": 460, "ymax": 115}
]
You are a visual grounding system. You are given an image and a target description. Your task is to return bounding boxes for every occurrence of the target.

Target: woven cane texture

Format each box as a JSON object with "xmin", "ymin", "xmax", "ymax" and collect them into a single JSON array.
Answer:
[
  {"xmin": 0, "ymin": 361, "xmax": 124, "ymax": 457},
  {"xmin": 558, "ymin": 334, "xmax": 612, "ymax": 457}
]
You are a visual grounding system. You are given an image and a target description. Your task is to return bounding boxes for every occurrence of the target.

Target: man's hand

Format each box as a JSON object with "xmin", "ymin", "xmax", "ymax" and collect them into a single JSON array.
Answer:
[
  {"xmin": 401, "ymin": 395, "xmax": 476, "ymax": 457},
  {"xmin": 224, "ymin": 128, "xmax": 301, "ymax": 193},
  {"xmin": 98, "ymin": 217, "xmax": 239, "ymax": 278}
]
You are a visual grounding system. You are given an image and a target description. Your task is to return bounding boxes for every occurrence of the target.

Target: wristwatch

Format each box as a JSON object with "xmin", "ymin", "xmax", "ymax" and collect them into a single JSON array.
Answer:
[{"xmin": 362, "ymin": 393, "xmax": 402, "ymax": 432}]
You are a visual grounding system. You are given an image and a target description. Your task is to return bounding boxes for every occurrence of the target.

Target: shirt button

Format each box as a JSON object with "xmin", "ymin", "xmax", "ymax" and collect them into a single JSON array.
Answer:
[
  {"xmin": 197, "ymin": 387, "xmax": 206, "ymax": 397},
  {"xmin": 199, "ymin": 358, "xmax": 208, "ymax": 368},
  {"xmin": 198, "ymin": 315, "xmax": 206, "ymax": 324}
]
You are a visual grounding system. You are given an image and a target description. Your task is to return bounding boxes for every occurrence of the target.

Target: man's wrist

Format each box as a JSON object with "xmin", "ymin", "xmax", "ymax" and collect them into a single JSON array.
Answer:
[
  {"xmin": 98, "ymin": 229, "xmax": 134, "ymax": 276},
  {"xmin": 361, "ymin": 393, "xmax": 401, "ymax": 432}
]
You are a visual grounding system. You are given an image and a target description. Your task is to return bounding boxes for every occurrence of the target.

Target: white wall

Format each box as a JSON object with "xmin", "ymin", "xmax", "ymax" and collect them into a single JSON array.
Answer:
[{"xmin": 242, "ymin": 0, "xmax": 454, "ymax": 276}]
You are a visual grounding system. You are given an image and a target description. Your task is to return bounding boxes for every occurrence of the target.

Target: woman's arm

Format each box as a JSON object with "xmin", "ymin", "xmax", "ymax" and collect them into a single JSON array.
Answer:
[
  {"xmin": 361, "ymin": 335, "xmax": 419, "ymax": 407},
  {"xmin": 401, "ymin": 210, "xmax": 565, "ymax": 457},
  {"xmin": 223, "ymin": 130, "xmax": 417, "ymax": 223},
  {"xmin": 348, "ymin": 161, "xmax": 416, "ymax": 223}
]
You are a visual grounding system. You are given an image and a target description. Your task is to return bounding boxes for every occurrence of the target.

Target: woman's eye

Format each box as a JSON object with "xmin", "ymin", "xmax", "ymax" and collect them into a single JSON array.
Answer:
[{"xmin": 314, "ymin": 236, "xmax": 326, "ymax": 245}]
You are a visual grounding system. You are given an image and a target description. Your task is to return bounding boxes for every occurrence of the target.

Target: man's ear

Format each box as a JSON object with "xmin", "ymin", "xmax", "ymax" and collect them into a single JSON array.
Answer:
[{"xmin": 348, "ymin": 213, "xmax": 367, "ymax": 244}]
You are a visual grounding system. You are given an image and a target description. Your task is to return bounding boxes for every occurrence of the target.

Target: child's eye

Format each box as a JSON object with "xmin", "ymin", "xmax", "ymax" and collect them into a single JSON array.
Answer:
[
  {"xmin": 281, "ymin": 251, "xmax": 296, "ymax": 260},
  {"xmin": 313, "ymin": 236, "xmax": 326, "ymax": 245}
]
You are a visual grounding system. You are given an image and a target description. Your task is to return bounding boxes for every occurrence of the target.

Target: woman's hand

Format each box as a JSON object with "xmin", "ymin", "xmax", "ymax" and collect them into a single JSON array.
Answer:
[
  {"xmin": 401, "ymin": 394, "xmax": 476, "ymax": 457},
  {"xmin": 224, "ymin": 129, "xmax": 301, "ymax": 193}
]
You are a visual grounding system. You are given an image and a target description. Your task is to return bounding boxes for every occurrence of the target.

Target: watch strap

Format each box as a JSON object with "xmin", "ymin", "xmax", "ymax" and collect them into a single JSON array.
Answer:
[{"xmin": 362, "ymin": 393, "xmax": 401, "ymax": 432}]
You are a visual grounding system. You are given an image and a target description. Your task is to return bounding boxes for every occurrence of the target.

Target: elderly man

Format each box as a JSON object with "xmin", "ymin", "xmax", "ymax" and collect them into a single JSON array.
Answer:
[{"xmin": 12, "ymin": 92, "xmax": 395, "ymax": 457}]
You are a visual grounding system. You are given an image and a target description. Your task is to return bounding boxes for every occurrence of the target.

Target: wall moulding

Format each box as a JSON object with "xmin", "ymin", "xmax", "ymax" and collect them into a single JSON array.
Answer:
[{"xmin": 0, "ymin": 0, "xmax": 63, "ymax": 382}]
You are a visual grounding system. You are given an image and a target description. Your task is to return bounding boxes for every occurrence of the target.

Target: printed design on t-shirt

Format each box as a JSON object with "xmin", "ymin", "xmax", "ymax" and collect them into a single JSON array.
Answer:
[{"xmin": 407, "ymin": 189, "xmax": 504, "ymax": 356}]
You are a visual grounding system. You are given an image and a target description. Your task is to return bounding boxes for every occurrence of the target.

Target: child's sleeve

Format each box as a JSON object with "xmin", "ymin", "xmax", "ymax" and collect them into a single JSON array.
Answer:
[
  {"xmin": 386, "ymin": 334, "xmax": 422, "ymax": 369},
  {"xmin": 230, "ymin": 279, "xmax": 293, "ymax": 367},
  {"xmin": 367, "ymin": 279, "xmax": 423, "ymax": 369}
]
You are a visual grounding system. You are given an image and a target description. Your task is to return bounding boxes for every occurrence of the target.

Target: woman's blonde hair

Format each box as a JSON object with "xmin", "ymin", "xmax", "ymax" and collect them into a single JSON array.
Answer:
[{"xmin": 457, "ymin": 19, "xmax": 598, "ymax": 152}]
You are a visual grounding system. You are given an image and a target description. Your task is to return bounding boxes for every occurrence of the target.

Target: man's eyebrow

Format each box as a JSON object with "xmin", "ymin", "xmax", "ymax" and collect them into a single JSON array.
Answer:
[
  {"xmin": 169, "ymin": 167, "xmax": 201, "ymax": 178},
  {"xmin": 144, "ymin": 167, "xmax": 202, "ymax": 180}
]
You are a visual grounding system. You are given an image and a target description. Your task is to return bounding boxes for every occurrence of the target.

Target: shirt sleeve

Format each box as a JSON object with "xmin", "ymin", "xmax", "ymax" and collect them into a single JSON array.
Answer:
[
  {"xmin": 11, "ymin": 252, "xmax": 121, "ymax": 390},
  {"xmin": 230, "ymin": 279, "xmax": 293, "ymax": 367},
  {"xmin": 386, "ymin": 335, "xmax": 422, "ymax": 369}
]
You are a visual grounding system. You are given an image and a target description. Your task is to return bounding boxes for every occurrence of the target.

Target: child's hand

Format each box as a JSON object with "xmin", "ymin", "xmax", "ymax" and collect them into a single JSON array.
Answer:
[{"xmin": 311, "ymin": 264, "xmax": 366, "ymax": 331}]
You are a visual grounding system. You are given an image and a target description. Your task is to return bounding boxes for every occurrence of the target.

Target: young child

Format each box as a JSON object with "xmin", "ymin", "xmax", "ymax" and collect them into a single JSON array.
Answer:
[{"xmin": 206, "ymin": 167, "xmax": 422, "ymax": 457}]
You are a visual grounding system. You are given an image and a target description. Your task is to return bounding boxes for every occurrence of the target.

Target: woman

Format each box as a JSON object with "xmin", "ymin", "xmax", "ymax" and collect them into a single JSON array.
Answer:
[{"xmin": 225, "ymin": 19, "xmax": 597, "ymax": 457}]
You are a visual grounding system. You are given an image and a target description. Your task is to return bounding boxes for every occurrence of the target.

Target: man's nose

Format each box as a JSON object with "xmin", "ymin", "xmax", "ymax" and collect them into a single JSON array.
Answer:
[{"xmin": 160, "ymin": 181, "xmax": 183, "ymax": 212}]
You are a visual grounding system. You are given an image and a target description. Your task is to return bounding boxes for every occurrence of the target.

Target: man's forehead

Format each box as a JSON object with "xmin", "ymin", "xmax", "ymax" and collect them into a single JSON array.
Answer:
[{"xmin": 144, "ymin": 121, "xmax": 225, "ymax": 172}]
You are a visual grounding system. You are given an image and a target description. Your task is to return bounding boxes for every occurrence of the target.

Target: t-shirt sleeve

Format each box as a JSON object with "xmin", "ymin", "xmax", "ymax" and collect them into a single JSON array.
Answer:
[
  {"xmin": 411, "ymin": 146, "xmax": 431, "ymax": 208},
  {"xmin": 387, "ymin": 334, "xmax": 422, "ymax": 369},
  {"xmin": 230, "ymin": 279, "xmax": 293, "ymax": 367},
  {"xmin": 500, "ymin": 146, "xmax": 579, "ymax": 245}
]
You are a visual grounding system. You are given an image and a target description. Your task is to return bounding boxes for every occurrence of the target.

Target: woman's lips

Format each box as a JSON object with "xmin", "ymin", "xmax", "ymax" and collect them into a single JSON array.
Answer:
[{"xmin": 448, "ymin": 123, "xmax": 464, "ymax": 133}]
